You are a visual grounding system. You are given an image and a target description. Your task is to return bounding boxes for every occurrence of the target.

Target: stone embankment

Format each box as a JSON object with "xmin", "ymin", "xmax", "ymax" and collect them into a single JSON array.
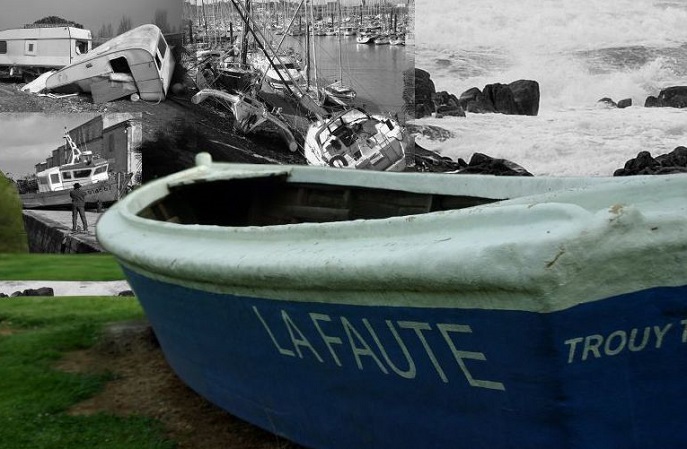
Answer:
[{"xmin": 22, "ymin": 210, "xmax": 103, "ymax": 253}]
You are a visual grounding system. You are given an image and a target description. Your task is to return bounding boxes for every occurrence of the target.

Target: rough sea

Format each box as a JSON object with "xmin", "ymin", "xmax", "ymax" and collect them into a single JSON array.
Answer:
[{"xmin": 413, "ymin": 0, "xmax": 687, "ymax": 176}]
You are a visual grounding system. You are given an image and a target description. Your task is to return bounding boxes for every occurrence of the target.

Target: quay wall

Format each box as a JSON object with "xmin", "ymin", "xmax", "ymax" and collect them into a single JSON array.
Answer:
[{"xmin": 22, "ymin": 211, "xmax": 103, "ymax": 253}]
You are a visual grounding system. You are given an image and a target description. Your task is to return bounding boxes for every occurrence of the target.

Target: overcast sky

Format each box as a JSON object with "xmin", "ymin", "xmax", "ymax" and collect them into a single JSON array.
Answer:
[
  {"xmin": 0, "ymin": 114, "xmax": 98, "ymax": 178},
  {"xmin": 0, "ymin": 0, "xmax": 183, "ymax": 35}
]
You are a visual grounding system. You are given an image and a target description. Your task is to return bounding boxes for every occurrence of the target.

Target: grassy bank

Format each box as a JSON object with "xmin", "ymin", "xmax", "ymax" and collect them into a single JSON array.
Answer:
[
  {"xmin": 0, "ymin": 297, "xmax": 172, "ymax": 449},
  {"xmin": 0, "ymin": 253, "xmax": 171, "ymax": 449},
  {"xmin": 0, "ymin": 254, "xmax": 125, "ymax": 281},
  {"xmin": 0, "ymin": 173, "xmax": 29, "ymax": 253}
]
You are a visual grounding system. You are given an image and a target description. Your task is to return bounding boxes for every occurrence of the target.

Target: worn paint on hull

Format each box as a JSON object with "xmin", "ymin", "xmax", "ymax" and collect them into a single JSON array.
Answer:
[{"xmin": 124, "ymin": 265, "xmax": 687, "ymax": 449}]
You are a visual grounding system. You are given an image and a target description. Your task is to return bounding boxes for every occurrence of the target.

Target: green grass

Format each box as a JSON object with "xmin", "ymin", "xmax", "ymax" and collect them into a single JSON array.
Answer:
[
  {"xmin": 0, "ymin": 297, "xmax": 174, "ymax": 449},
  {"xmin": 0, "ymin": 174, "xmax": 28, "ymax": 253},
  {"xmin": 0, "ymin": 254, "xmax": 126, "ymax": 281}
]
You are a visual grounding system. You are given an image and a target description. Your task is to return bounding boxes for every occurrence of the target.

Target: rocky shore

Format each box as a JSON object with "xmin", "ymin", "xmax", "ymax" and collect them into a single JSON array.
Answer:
[
  {"xmin": 409, "ymin": 68, "xmax": 540, "ymax": 119},
  {"xmin": 407, "ymin": 68, "xmax": 687, "ymax": 177}
]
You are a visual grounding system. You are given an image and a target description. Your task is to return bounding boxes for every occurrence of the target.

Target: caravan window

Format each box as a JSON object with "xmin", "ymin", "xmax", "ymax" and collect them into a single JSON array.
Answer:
[
  {"xmin": 157, "ymin": 36, "xmax": 167, "ymax": 59},
  {"xmin": 25, "ymin": 40, "xmax": 37, "ymax": 55},
  {"xmin": 62, "ymin": 172, "xmax": 72, "ymax": 180},
  {"xmin": 50, "ymin": 173, "xmax": 60, "ymax": 184},
  {"xmin": 0, "ymin": 41, "xmax": 6, "ymax": 54},
  {"xmin": 94, "ymin": 165, "xmax": 108, "ymax": 175},
  {"xmin": 75, "ymin": 41, "xmax": 88, "ymax": 55},
  {"xmin": 155, "ymin": 35, "xmax": 168, "ymax": 71}
]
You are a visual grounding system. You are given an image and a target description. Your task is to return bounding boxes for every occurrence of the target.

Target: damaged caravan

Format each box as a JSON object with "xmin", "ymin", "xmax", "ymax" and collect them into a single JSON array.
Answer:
[{"xmin": 45, "ymin": 24, "xmax": 174, "ymax": 102}]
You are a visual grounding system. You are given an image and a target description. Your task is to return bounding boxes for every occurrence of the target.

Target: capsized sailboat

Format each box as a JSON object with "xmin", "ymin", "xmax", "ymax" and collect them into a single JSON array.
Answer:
[
  {"xmin": 191, "ymin": 88, "xmax": 298, "ymax": 152},
  {"xmin": 304, "ymin": 108, "xmax": 408, "ymax": 170}
]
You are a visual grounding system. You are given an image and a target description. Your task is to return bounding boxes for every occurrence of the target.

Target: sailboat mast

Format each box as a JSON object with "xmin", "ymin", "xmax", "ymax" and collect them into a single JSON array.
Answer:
[
  {"xmin": 337, "ymin": 0, "xmax": 343, "ymax": 82},
  {"xmin": 306, "ymin": 8, "xmax": 310, "ymax": 88},
  {"xmin": 359, "ymin": 1, "xmax": 363, "ymax": 28},
  {"xmin": 310, "ymin": 0, "xmax": 320, "ymax": 100},
  {"xmin": 273, "ymin": 0, "xmax": 305, "ymax": 55},
  {"xmin": 229, "ymin": 0, "xmax": 300, "ymax": 97},
  {"xmin": 201, "ymin": 0, "xmax": 209, "ymax": 44},
  {"xmin": 240, "ymin": 0, "xmax": 251, "ymax": 65}
]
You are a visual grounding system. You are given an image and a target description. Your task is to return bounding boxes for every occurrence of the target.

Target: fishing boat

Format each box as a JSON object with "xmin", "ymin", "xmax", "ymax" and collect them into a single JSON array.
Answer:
[
  {"xmin": 303, "ymin": 108, "xmax": 408, "ymax": 170},
  {"xmin": 97, "ymin": 154, "xmax": 687, "ymax": 449},
  {"xmin": 20, "ymin": 131, "xmax": 129, "ymax": 209},
  {"xmin": 45, "ymin": 24, "xmax": 175, "ymax": 102}
]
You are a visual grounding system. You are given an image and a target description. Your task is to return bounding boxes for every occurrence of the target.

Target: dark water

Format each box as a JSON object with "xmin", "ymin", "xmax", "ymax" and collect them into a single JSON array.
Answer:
[{"xmin": 274, "ymin": 35, "xmax": 410, "ymax": 119}]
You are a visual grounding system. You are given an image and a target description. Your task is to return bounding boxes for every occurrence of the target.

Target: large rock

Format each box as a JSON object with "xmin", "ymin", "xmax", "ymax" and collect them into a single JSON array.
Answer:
[
  {"xmin": 483, "ymin": 83, "xmax": 519, "ymax": 115},
  {"xmin": 458, "ymin": 87, "xmax": 496, "ymax": 113},
  {"xmin": 433, "ymin": 91, "xmax": 465, "ymax": 117},
  {"xmin": 458, "ymin": 80, "xmax": 540, "ymax": 116},
  {"xmin": 645, "ymin": 86, "xmax": 687, "ymax": 108},
  {"xmin": 614, "ymin": 147, "xmax": 687, "ymax": 176},
  {"xmin": 656, "ymin": 146, "xmax": 687, "ymax": 167},
  {"xmin": 657, "ymin": 86, "xmax": 687, "ymax": 108},
  {"xmin": 411, "ymin": 68, "xmax": 436, "ymax": 118},
  {"xmin": 10, "ymin": 287, "xmax": 54, "ymax": 297},
  {"xmin": 644, "ymin": 96, "xmax": 660, "ymax": 107},
  {"xmin": 413, "ymin": 142, "xmax": 466, "ymax": 172},
  {"xmin": 617, "ymin": 98, "xmax": 632, "ymax": 109},
  {"xmin": 461, "ymin": 153, "xmax": 533, "ymax": 176},
  {"xmin": 508, "ymin": 80, "xmax": 540, "ymax": 116}
]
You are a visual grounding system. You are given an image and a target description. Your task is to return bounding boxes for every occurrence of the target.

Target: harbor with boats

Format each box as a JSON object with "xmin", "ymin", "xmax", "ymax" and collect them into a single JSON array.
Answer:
[{"xmin": 184, "ymin": 0, "xmax": 413, "ymax": 171}]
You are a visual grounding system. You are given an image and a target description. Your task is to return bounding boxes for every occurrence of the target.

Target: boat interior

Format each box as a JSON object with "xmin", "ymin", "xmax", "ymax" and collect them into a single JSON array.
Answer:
[{"xmin": 137, "ymin": 174, "xmax": 501, "ymax": 226}]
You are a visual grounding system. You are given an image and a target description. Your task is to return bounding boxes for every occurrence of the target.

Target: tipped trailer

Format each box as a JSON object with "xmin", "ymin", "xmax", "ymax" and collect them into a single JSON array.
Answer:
[{"xmin": 45, "ymin": 24, "xmax": 175, "ymax": 102}]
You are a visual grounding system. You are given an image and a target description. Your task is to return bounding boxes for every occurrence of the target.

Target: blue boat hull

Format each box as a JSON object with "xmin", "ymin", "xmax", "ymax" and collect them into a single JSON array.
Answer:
[{"xmin": 124, "ymin": 267, "xmax": 687, "ymax": 449}]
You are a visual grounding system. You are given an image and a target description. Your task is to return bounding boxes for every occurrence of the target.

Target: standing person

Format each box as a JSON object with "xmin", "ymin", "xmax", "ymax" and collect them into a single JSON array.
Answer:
[{"xmin": 70, "ymin": 183, "xmax": 88, "ymax": 233}]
